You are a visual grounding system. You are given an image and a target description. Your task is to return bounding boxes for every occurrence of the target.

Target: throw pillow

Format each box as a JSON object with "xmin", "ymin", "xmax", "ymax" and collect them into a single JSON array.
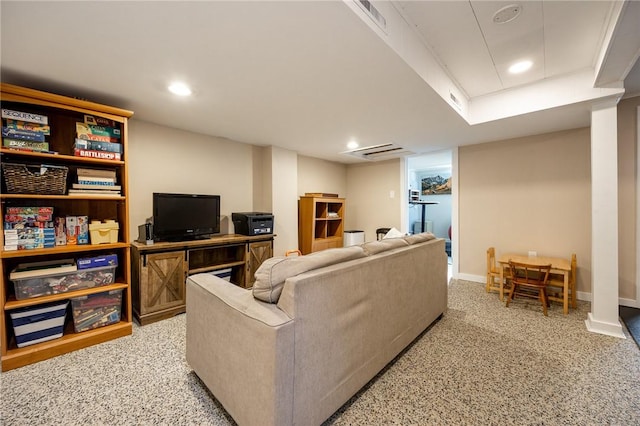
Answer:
[{"xmin": 404, "ymin": 232, "xmax": 436, "ymax": 245}]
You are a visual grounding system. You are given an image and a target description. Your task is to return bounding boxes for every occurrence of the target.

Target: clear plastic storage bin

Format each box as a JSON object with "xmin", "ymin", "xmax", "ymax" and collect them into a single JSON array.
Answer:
[
  {"xmin": 71, "ymin": 289, "xmax": 122, "ymax": 332},
  {"xmin": 12, "ymin": 265, "xmax": 116, "ymax": 300}
]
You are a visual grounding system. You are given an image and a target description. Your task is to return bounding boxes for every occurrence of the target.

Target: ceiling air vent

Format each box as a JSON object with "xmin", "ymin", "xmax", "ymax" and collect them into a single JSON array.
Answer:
[
  {"xmin": 355, "ymin": 0, "xmax": 387, "ymax": 30},
  {"xmin": 449, "ymin": 91, "xmax": 462, "ymax": 111},
  {"xmin": 341, "ymin": 143, "xmax": 414, "ymax": 161}
]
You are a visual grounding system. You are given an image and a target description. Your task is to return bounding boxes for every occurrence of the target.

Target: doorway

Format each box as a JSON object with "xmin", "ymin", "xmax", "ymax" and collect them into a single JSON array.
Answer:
[{"xmin": 407, "ymin": 150, "xmax": 453, "ymax": 278}]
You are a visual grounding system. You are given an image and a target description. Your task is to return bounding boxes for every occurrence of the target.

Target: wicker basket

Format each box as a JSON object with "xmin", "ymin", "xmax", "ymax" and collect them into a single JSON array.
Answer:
[{"xmin": 2, "ymin": 162, "xmax": 69, "ymax": 195}]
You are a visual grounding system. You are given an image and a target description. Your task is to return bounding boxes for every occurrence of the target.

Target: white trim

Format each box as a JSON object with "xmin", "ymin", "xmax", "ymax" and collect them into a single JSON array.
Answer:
[
  {"xmin": 451, "ymin": 147, "xmax": 459, "ymax": 281},
  {"xmin": 585, "ymin": 313, "xmax": 626, "ymax": 338},
  {"xmin": 589, "ymin": 100, "xmax": 623, "ymax": 337},
  {"xmin": 619, "ymin": 297, "xmax": 639, "ymax": 308},
  {"xmin": 576, "ymin": 290, "xmax": 591, "ymax": 302},
  {"xmin": 636, "ymin": 106, "xmax": 640, "ymax": 307},
  {"xmin": 456, "ymin": 273, "xmax": 484, "ymax": 283},
  {"xmin": 400, "ymin": 156, "xmax": 408, "ymax": 233}
]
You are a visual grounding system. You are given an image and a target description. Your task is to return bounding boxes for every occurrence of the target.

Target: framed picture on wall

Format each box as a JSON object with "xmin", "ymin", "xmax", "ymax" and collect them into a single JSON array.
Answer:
[{"xmin": 421, "ymin": 171, "xmax": 452, "ymax": 195}]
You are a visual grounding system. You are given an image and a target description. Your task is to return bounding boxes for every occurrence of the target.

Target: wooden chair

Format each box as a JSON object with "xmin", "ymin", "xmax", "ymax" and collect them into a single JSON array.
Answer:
[
  {"xmin": 486, "ymin": 247, "xmax": 503, "ymax": 296},
  {"xmin": 547, "ymin": 254, "xmax": 577, "ymax": 309},
  {"xmin": 505, "ymin": 260, "xmax": 552, "ymax": 316},
  {"xmin": 376, "ymin": 228, "xmax": 391, "ymax": 240}
]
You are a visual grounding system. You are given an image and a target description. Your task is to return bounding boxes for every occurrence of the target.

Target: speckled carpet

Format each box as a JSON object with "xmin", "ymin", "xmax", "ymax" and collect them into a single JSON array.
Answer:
[{"xmin": 1, "ymin": 279, "xmax": 639, "ymax": 425}]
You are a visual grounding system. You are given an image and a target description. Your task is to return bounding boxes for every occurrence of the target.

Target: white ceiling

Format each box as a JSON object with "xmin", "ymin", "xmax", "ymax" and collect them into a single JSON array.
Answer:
[
  {"xmin": 397, "ymin": 0, "xmax": 614, "ymax": 97},
  {"xmin": 1, "ymin": 1, "xmax": 639, "ymax": 164}
]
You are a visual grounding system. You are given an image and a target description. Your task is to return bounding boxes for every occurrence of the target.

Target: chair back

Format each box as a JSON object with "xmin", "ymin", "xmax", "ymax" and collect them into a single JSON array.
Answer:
[
  {"xmin": 487, "ymin": 247, "xmax": 496, "ymax": 271},
  {"xmin": 507, "ymin": 260, "xmax": 551, "ymax": 288},
  {"xmin": 376, "ymin": 228, "xmax": 391, "ymax": 240}
]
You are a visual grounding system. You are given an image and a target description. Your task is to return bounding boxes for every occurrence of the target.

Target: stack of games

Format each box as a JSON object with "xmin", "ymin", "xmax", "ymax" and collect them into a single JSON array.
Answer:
[
  {"xmin": 1, "ymin": 108, "xmax": 53, "ymax": 154},
  {"xmin": 68, "ymin": 167, "xmax": 120, "ymax": 197},
  {"xmin": 3, "ymin": 206, "xmax": 55, "ymax": 251},
  {"xmin": 73, "ymin": 114, "xmax": 121, "ymax": 161}
]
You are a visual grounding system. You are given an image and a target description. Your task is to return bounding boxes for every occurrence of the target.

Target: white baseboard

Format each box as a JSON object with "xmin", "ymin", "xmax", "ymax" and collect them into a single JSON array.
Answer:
[
  {"xmin": 585, "ymin": 313, "xmax": 626, "ymax": 338},
  {"xmin": 455, "ymin": 273, "xmax": 484, "ymax": 283},
  {"xmin": 454, "ymin": 274, "xmax": 640, "ymax": 308},
  {"xmin": 619, "ymin": 297, "xmax": 640, "ymax": 308}
]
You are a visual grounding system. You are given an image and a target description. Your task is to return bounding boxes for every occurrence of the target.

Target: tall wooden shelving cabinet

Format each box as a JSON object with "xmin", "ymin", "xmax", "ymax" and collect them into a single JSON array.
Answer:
[
  {"xmin": 0, "ymin": 83, "xmax": 133, "ymax": 371},
  {"xmin": 298, "ymin": 196, "xmax": 345, "ymax": 254}
]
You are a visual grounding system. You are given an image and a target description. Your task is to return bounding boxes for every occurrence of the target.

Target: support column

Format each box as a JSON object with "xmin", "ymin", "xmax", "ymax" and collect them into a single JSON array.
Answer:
[{"xmin": 585, "ymin": 98, "xmax": 625, "ymax": 338}]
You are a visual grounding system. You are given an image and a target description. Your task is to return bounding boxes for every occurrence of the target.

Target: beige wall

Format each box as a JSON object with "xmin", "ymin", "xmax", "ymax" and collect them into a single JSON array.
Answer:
[
  {"xmin": 269, "ymin": 146, "xmax": 299, "ymax": 255},
  {"xmin": 618, "ymin": 96, "xmax": 640, "ymax": 301},
  {"xmin": 128, "ymin": 120, "xmax": 254, "ymax": 238},
  {"xmin": 346, "ymin": 159, "xmax": 403, "ymax": 242},
  {"xmin": 252, "ymin": 145, "xmax": 270, "ymax": 212},
  {"xmin": 127, "ymin": 99, "xmax": 640, "ymax": 302},
  {"xmin": 297, "ymin": 155, "xmax": 348, "ymax": 198},
  {"xmin": 458, "ymin": 128, "xmax": 592, "ymax": 294}
]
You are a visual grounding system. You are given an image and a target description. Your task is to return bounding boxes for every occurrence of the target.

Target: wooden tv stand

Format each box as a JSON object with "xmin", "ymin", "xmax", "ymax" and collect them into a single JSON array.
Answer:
[{"xmin": 131, "ymin": 234, "xmax": 273, "ymax": 325}]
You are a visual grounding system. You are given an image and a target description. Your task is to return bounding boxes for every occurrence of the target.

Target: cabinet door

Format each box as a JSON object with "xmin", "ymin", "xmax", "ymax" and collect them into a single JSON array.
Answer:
[
  {"xmin": 246, "ymin": 240, "xmax": 273, "ymax": 288},
  {"xmin": 140, "ymin": 251, "xmax": 187, "ymax": 315}
]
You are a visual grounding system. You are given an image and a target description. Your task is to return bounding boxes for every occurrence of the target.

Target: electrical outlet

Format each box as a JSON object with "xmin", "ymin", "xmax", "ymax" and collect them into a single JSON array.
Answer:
[
  {"xmin": 389, "ymin": 190, "xmax": 395, "ymax": 199},
  {"xmin": 528, "ymin": 251, "xmax": 537, "ymax": 257}
]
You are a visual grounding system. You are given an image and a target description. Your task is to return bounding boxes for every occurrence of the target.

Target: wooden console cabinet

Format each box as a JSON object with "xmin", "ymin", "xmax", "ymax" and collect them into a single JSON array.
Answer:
[{"xmin": 131, "ymin": 234, "xmax": 273, "ymax": 325}]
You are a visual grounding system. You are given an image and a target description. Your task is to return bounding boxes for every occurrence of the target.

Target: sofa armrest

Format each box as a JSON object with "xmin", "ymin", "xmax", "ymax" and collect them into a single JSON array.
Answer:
[{"xmin": 186, "ymin": 273, "xmax": 294, "ymax": 426}]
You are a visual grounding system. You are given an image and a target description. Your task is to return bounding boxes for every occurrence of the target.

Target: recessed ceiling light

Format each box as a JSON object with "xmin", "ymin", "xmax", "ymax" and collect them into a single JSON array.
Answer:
[
  {"xmin": 347, "ymin": 141, "xmax": 359, "ymax": 150},
  {"xmin": 508, "ymin": 60, "xmax": 532, "ymax": 74},
  {"xmin": 168, "ymin": 82, "xmax": 192, "ymax": 96}
]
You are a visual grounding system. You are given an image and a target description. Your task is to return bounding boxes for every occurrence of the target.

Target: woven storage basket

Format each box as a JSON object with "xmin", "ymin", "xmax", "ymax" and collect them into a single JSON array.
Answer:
[{"xmin": 2, "ymin": 162, "xmax": 68, "ymax": 195}]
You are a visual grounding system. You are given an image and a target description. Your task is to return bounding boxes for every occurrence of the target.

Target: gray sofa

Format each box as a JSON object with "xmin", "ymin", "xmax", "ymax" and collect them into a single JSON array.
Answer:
[{"xmin": 186, "ymin": 233, "xmax": 448, "ymax": 426}]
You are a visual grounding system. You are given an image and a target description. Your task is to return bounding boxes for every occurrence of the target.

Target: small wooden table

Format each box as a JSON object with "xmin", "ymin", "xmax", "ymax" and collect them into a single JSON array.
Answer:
[{"xmin": 498, "ymin": 253, "xmax": 572, "ymax": 315}]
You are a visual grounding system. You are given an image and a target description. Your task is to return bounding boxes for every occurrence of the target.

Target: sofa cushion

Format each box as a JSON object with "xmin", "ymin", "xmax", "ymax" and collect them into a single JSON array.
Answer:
[
  {"xmin": 253, "ymin": 245, "xmax": 367, "ymax": 303},
  {"xmin": 360, "ymin": 237, "xmax": 409, "ymax": 256},
  {"xmin": 404, "ymin": 232, "xmax": 436, "ymax": 245}
]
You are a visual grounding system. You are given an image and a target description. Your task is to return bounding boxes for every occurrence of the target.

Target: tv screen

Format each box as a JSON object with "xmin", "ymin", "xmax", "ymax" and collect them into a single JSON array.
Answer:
[{"xmin": 152, "ymin": 193, "xmax": 221, "ymax": 241}]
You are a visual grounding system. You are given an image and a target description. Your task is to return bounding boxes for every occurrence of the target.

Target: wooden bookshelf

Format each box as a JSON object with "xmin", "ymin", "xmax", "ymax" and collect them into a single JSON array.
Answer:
[
  {"xmin": 298, "ymin": 196, "xmax": 345, "ymax": 254},
  {"xmin": 0, "ymin": 83, "xmax": 134, "ymax": 372}
]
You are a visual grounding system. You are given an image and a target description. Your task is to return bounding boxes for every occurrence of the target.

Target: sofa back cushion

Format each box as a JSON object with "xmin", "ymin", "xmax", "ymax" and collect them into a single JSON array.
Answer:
[
  {"xmin": 253, "ymin": 245, "xmax": 367, "ymax": 303},
  {"xmin": 360, "ymin": 237, "xmax": 409, "ymax": 255}
]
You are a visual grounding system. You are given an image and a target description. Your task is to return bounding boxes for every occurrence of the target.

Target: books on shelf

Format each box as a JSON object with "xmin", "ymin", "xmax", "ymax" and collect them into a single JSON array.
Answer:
[
  {"xmin": 84, "ymin": 115, "xmax": 118, "ymax": 128},
  {"xmin": 74, "ymin": 148, "xmax": 121, "ymax": 161},
  {"xmin": 2, "ymin": 111, "xmax": 52, "ymax": 154},
  {"xmin": 2, "ymin": 127, "xmax": 46, "ymax": 142},
  {"xmin": 4, "ymin": 119, "xmax": 50, "ymax": 135},
  {"xmin": 73, "ymin": 167, "xmax": 121, "ymax": 196},
  {"xmin": 4, "ymin": 207, "xmax": 56, "ymax": 250},
  {"xmin": 77, "ymin": 176, "xmax": 116, "ymax": 185},
  {"xmin": 67, "ymin": 189, "xmax": 122, "ymax": 197},
  {"xmin": 73, "ymin": 183, "xmax": 121, "ymax": 190},
  {"xmin": 76, "ymin": 168, "xmax": 117, "ymax": 179},
  {"xmin": 74, "ymin": 138, "xmax": 121, "ymax": 153},
  {"xmin": 76, "ymin": 122, "xmax": 121, "ymax": 139},
  {"xmin": 3, "ymin": 138, "xmax": 49, "ymax": 151},
  {"xmin": 1, "ymin": 108, "xmax": 48, "ymax": 125}
]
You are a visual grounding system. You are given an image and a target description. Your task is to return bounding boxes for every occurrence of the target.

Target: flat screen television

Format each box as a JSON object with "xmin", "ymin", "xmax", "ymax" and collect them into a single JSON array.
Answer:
[{"xmin": 152, "ymin": 192, "xmax": 221, "ymax": 241}]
